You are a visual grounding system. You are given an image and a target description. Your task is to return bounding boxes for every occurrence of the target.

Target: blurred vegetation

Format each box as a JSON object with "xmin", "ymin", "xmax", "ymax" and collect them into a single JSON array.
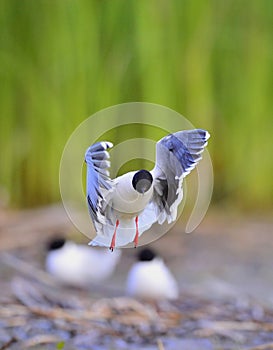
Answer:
[{"xmin": 0, "ymin": 0, "xmax": 272, "ymax": 210}]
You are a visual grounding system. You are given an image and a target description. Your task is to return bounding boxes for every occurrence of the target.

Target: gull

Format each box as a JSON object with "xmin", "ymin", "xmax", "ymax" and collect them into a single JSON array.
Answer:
[
  {"xmin": 45, "ymin": 237, "xmax": 121, "ymax": 287},
  {"xmin": 85, "ymin": 129, "xmax": 210, "ymax": 250},
  {"xmin": 126, "ymin": 248, "xmax": 179, "ymax": 300}
]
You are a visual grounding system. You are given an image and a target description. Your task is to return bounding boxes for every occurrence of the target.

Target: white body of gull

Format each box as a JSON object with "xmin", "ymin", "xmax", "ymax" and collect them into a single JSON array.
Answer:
[
  {"xmin": 45, "ymin": 238, "xmax": 121, "ymax": 287},
  {"xmin": 85, "ymin": 129, "xmax": 210, "ymax": 250},
  {"xmin": 126, "ymin": 248, "xmax": 179, "ymax": 300}
]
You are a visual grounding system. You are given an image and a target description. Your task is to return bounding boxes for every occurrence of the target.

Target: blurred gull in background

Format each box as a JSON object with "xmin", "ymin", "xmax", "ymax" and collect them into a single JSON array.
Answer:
[
  {"xmin": 45, "ymin": 237, "xmax": 121, "ymax": 288},
  {"xmin": 126, "ymin": 248, "xmax": 179, "ymax": 300}
]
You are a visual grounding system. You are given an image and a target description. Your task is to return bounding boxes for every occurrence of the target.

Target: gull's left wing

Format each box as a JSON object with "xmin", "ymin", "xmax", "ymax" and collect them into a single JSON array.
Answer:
[{"xmin": 148, "ymin": 129, "xmax": 210, "ymax": 225}]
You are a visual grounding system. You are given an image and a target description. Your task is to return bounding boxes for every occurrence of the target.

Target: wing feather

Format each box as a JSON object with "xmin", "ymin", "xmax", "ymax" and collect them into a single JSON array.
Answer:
[
  {"xmin": 151, "ymin": 129, "xmax": 210, "ymax": 224},
  {"xmin": 85, "ymin": 141, "xmax": 114, "ymax": 231}
]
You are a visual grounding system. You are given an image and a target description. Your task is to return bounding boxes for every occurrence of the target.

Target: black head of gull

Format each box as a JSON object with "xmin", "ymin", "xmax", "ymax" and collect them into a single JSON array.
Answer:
[
  {"xmin": 47, "ymin": 237, "xmax": 66, "ymax": 251},
  {"xmin": 132, "ymin": 170, "xmax": 153, "ymax": 194},
  {"xmin": 138, "ymin": 248, "xmax": 157, "ymax": 262}
]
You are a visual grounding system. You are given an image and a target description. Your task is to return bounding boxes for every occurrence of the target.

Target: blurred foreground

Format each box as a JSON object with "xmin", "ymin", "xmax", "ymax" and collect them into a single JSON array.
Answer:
[{"xmin": 0, "ymin": 206, "xmax": 273, "ymax": 349}]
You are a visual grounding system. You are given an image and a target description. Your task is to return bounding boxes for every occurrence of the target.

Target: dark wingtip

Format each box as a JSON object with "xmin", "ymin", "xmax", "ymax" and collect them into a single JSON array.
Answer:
[
  {"xmin": 194, "ymin": 129, "xmax": 210, "ymax": 140},
  {"xmin": 137, "ymin": 248, "xmax": 157, "ymax": 261}
]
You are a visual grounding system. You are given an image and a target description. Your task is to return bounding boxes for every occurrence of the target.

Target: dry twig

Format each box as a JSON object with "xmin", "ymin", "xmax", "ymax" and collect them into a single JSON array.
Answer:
[
  {"xmin": 246, "ymin": 343, "xmax": 273, "ymax": 350},
  {"xmin": 22, "ymin": 334, "xmax": 63, "ymax": 348}
]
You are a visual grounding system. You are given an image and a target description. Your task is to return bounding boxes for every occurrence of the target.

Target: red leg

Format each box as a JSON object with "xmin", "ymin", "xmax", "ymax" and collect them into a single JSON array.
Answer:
[
  {"xmin": 133, "ymin": 216, "xmax": 139, "ymax": 248},
  {"xmin": 110, "ymin": 220, "xmax": 119, "ymax": 251}
]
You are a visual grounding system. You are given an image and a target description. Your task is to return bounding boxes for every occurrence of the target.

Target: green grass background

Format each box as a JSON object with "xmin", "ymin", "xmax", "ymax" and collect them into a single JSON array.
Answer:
[{"xmin": 0, "ymin": 0, "xmax": 272, "ymax": 210}]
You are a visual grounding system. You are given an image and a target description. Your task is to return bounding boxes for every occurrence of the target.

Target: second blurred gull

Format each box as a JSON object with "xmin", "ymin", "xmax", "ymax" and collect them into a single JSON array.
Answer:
[
  {"xmin": 45, "ymin": 237, "xmax": 121, "ymax": 288},
  {"xmin": 126, "ymin": 248, "xmax": 179, "ymax": 300}
]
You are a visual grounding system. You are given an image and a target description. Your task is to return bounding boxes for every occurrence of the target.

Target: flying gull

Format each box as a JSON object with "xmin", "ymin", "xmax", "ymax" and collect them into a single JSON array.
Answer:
[{"xmin": 85, "ymin": 129, "xmax": 210, "ymax": 250}]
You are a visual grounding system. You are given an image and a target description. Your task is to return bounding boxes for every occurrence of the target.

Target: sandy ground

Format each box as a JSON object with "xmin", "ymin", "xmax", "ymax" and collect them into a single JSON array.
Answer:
[
  {"xmin": 1, "ymin": 205, "xmax": 272, "ymax": 304},
  {"xmin": 0, "ymin": 205, "xmax": 273, "ymax": 349}
]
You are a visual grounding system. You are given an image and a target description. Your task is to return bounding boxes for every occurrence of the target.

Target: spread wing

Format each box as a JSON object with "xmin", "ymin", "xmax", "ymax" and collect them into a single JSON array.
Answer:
[
  {"xmin": 85, "ymin": 141, "xmax": 114, "ymax": 233},
  {"xmin": 150, "ymin": 129, "xmax": 210, "ymax": 225}
]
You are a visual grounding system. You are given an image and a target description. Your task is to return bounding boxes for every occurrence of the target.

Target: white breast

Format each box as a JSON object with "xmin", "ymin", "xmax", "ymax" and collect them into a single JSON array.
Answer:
[
  {"xmin": 126, "ymin": 258, "xmax": 179, "ymax": 300},
  {"xmin": 112, "ymin": 172, "xmax": 153, "ymax": 215}
]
